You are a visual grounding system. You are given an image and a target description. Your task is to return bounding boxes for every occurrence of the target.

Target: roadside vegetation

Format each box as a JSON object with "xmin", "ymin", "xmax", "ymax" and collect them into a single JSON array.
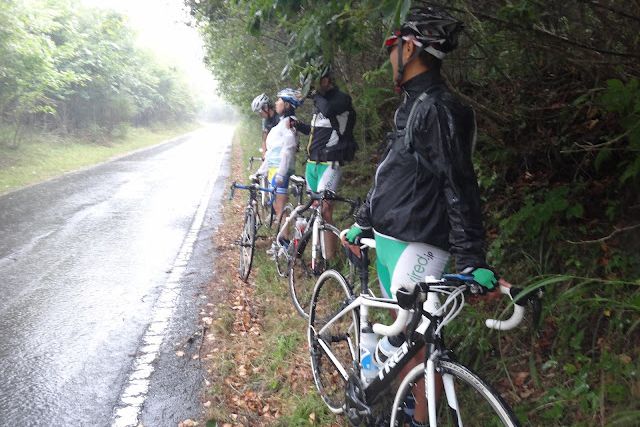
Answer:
[
  {"xmin": 0, "ymin": 0, "xmax": 205, "ymax": 193},
  {"xmin": 193, "ymin": 1, "xmax": 639, "ymax": 426},
  {"xmin": 0, "ymin": 122, "xmax": 198, "ymax": 194}
]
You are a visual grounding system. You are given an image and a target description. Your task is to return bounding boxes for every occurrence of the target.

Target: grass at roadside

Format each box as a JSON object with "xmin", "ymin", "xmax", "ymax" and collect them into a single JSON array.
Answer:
[
  {"xmin": 201, "ymin": 120, "xmax": 345, "ymax": 426},
  {"xmin": 0, "ymin": 122, "xmax": 200, "ymax": 195}
]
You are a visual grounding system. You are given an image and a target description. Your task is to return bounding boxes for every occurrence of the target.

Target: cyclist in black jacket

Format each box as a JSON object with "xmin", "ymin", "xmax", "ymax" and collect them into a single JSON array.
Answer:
[
  {"xmin": 291, "ymin": 65, "xmax": 356, "ymax": 258},
  {"xmin": 343, "ymin": 6, "xmax": 499, "ymax": 426}
]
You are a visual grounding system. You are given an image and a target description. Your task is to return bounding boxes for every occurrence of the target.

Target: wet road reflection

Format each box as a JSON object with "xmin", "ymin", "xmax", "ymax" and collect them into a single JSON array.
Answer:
[{"xmin": 0, "ymin": 124, "xmax": 232, "ymax": 425}]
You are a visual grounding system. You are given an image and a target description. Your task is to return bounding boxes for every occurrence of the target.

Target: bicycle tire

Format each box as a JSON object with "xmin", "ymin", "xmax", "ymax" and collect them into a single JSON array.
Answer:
[
  {"xmin": 238, "ymin": 207, "xmax": 256, "ymax": 282},
  {"xmin": 290, "ymin": 224, "xmax": 355, "ymax": 319},
  {"xmin": 390, "ymin": 360, "xmax": 521, "ymax": 427},
  {"xmin": 275, "ymin": 204, "xmax": 293, "ymax": 277},
  {"xmin": 308, "ymin": 269, "xmax": 358, "ymax": 414},
  {"xmin": 288, "ymin": 229, "xmax": 314, "ymax": 318}
]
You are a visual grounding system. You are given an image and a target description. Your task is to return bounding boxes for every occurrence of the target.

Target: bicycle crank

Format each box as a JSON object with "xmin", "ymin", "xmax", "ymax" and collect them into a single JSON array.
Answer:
[{"xmin": 345, "ymin": 372, "xmax": 372, "ymax": 426}]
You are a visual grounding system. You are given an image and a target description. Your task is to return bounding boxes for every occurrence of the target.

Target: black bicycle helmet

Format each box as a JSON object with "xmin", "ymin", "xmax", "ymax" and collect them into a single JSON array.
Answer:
[
  {"xmin": 319, "ymin": 63, "xmax": 332, "ymax": 79},
  {"xmin": 400, "ymin": 5, "xmax": 463, "ymax": 59},
  {"xmin": 385, "ymin": 5, "xmax": 463, "ymax": 86}
]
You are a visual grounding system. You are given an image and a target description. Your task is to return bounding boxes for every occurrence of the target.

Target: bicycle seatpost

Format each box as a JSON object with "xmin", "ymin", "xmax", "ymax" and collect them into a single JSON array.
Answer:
[{"xmin": 350, "ymin": 235, "xmax": 369, "ymax": 293}]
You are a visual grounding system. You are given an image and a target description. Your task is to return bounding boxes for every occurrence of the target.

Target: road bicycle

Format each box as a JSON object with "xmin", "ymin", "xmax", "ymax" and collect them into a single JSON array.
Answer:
[
  {"xmin": 275, "ymin": 181, "xmax": 359, "ymax": 319},
  {"xmin": 248, "ymin": 156, "xmax": 275, "ymax": 228},
  {"xmin": 307, "ymin": 236, "xmax": 542, "ymax": 426},
  {"xmin": 229, "ymin": 178, "xmax": 274, "ymax": 282}
]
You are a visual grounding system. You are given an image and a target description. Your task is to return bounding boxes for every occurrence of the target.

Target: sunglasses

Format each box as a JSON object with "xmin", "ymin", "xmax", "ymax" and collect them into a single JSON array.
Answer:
[{"xmin": 384, "ymin": 32, "xmax": 400, "ymax": 55}]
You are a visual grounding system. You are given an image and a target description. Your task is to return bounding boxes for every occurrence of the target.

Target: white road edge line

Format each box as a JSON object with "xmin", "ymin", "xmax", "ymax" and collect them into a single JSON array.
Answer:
[{"xmin": 111, "ymin": 134, "xmax": 231, "ymax": 427}]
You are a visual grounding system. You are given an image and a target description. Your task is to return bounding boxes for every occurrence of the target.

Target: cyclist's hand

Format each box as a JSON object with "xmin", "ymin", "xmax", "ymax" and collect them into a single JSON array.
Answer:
[
  {"xmin": 462, "ymin": 267, "xmax": 498, "ymax": 293},
  {"xmin": 274, "ymin": 174, "xmax": 285, "ymax": 187},
  {"xmin": 345, "ymin": 225, "xmax": 363, "ymax": 244},
  {"xmin": 249, "ymin": 173, "xmax": 258, "ymax": 182}
]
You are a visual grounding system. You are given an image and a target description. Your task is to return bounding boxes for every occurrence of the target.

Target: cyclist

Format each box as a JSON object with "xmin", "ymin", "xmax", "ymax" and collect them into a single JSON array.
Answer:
[
  {"xmin": 343, "ymin": 6, "xmax": 498, "ymax": 426},
  {"xmin": 290, "ymin": 64, "xmax": 356, "ymax": 259},
  {"xmin": 254, "ymin": 88, "xmax": 303, "ymax": 255},
  {"xmin": 251, "ymin": 93, "xmax": 280, "ymax": 159}
]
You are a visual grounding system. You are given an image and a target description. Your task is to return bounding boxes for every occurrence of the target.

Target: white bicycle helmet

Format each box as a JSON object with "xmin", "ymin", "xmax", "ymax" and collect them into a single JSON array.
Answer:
[{"xmin": 251, "ymin": 93, "xmax": 272, "ymax": 113}]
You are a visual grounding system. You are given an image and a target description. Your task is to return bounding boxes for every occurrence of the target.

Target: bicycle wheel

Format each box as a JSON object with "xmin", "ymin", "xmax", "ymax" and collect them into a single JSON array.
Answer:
[
  {"xmin": 308, "ymin": 270, "xmax": 358, "ymax": 414},
  {"xmin": 290, "ymin": 223, "xmax": 357, "ymax": 319},
  {"xmin": 289, "ymin": 229, "xmax": 314, "ymax": 318},
  {"xmin": 390, "ymin": 361, "xmax": 520, "ymax": 427},
  {"xmin": 238, "ymin": 207, "xmax": 256, "ymax": 282},
  {"xmin": 275, "ymin": 204, "xmax": 293, "ymax": 277}
]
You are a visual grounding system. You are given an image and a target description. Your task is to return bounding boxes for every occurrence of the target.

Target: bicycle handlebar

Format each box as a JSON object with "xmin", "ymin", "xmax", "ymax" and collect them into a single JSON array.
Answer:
[
  {"xmin": 484, "ymin": 285, "xmax": 526, "ymax": 330},
  {"xmin": 371, "ymin": 278, "xmax": 531, "ymax": 337},
  {"xmin": 229, "ymin": 181, "xmax": 273, "ymax": 200}
]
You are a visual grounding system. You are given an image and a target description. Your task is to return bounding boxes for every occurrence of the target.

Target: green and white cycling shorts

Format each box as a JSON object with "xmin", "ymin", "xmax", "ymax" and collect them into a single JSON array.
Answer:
[
  {"xmin": 374, "ymin": 230, "xmax": 450, "ymax": 299},
  {"xmin": 305, "ymin": 160, "xmax": 341, "ymax": 193}
]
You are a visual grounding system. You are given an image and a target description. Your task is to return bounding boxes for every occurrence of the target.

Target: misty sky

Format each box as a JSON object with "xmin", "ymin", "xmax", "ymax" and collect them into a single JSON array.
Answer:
[{"xmin": 80, "ymin": 0, "xmax": 217, "ymax": 101}]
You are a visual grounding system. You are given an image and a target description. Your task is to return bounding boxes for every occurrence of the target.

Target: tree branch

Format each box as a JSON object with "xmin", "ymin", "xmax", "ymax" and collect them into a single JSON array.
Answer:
[
  {"xmin": 579, "ymin": 0, "xmax": 640, "ymax": 24},
  {"xmin": 567, "ymin": 223, "xmax": 640, "ymax": 244},
  {"xmin": 436, "ymin": 3, "xmax": 640, "ymax": 59},
  {"xmin": 562, "ymin": 121, "xmax": 640, "ymax": 153},
  {"xmin": 442, "ymin": 74, "xmax": 512, "ymax": 126}
]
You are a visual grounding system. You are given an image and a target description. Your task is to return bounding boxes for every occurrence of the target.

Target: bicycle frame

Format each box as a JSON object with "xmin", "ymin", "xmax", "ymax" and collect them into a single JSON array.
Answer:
[
  {"xmin": 230, "ymin": 181, "xmax": 273, "ymax": 220},
  {"xmin": 313, "ymin": 236, "xmax": 528, "ymax": 426},
  {"xmin": 276, "ymin": 189, "xmax": 357, "ymax": 267}
]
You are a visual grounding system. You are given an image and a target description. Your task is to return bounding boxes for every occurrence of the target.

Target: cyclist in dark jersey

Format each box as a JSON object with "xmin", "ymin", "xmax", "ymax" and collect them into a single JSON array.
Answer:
[
  {"xmin": 251, "ymin": 93, "xmax": 280, "ymax": 159},
  {"xmin": 343, "ymin": 6, "xmax": 499, "ymax": 426},
  {"xmin": 290, "ymin": 65, "xmax": 356, "ymax": 258}
]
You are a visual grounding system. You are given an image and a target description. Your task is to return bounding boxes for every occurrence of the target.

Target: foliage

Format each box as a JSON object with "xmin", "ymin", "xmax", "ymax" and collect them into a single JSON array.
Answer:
[
  {"xmin": 190, "ymin": 0, "xmax": 640, "ymax": 425},
  {"xmin": 0, "ymin": 0, "xmax": 197, "ymax": 146}
]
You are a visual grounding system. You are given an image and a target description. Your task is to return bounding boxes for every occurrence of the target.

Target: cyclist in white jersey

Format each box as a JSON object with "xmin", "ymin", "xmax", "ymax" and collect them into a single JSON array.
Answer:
[{"xmin": 254, "ymin": 88, "xmax": 303, "ymax": 255}]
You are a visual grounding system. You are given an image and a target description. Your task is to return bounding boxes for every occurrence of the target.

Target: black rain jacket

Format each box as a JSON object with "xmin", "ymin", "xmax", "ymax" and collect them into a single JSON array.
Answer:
[
  {"xmin": 355, "ymin": 70, "xmax": 487, "ymax": 271},
  {"xmin": 295, "ymin": 86, "xmax": 356, "ymax": 162}
]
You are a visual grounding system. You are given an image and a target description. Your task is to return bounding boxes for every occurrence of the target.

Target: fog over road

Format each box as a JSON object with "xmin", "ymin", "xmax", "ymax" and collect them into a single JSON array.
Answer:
[{"xmin": 0, "ymin": 124, "xmax": 232, "ymax": 426}]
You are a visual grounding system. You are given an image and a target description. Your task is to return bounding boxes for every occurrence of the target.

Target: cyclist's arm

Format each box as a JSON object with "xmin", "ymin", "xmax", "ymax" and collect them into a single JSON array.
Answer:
[
  {"xmin": 354, "ymin": 138, "xmax": 394, "ymax": 230},
  {"xmin": 354, "ymin": 187, "xmax": 373, "ymax": 229},
  {"xmin": 415, "ymin": 102, "xmax": 487, "ymax": 271},
  {"xmin": 292, "ymin": 120, "xmax": 311, "ymax": 135},
  {"xmin": 261, "ymin": 131, "xmax": 268, "ymax": 157},
  {"xmin": 277, "ymin": 130, "xmax": 297, "ymax": 177},
  {"xmin": 256, "ymin": 155, "xmax": 268, "ymax": 176}
]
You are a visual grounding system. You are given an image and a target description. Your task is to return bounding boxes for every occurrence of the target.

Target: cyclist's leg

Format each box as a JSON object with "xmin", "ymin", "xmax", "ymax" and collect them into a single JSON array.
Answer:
[
  {"xmin": 304, "ymin": 160, "xmax": 320, "ymax": 193},
  {"xmin": 268, "ymin": 168, "xmax": 289, "ymax": 218},
  {"xmin": 316, "ymin": 162, "xmax": 342, "ymax": 259},
  {"xmin": 374, "ymin": 231, "xmax": 450, "ymax": 425}
]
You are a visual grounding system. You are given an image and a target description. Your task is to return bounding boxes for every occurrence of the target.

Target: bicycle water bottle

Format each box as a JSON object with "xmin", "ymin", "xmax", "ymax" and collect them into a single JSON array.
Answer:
[
  {"xmin": 294, "ymin": 216, "xmax": 307, "ymax": 239},
  {"xmin": 375, "ymin": 333, "xmax": 405, "ymax": 365},
  {"xmin": 359, "ymin": 326, "xmax": 379, "ymax": 384}
]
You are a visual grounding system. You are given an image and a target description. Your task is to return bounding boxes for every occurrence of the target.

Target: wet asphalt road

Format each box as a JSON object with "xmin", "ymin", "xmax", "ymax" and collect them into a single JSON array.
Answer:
[{"xmin": 0, "ymin": 124, "xmax": 232, "ymax": 426}]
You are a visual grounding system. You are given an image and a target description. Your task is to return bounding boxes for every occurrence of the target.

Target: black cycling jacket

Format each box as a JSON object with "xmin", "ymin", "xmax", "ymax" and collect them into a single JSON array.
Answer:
[
  {"xmin": 295, "ymin": 86, "xmax": 356, "ymax": 162},
  {"xmin": 355, "ymin": 70, "xmax": 487, "ymax": 271}
]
